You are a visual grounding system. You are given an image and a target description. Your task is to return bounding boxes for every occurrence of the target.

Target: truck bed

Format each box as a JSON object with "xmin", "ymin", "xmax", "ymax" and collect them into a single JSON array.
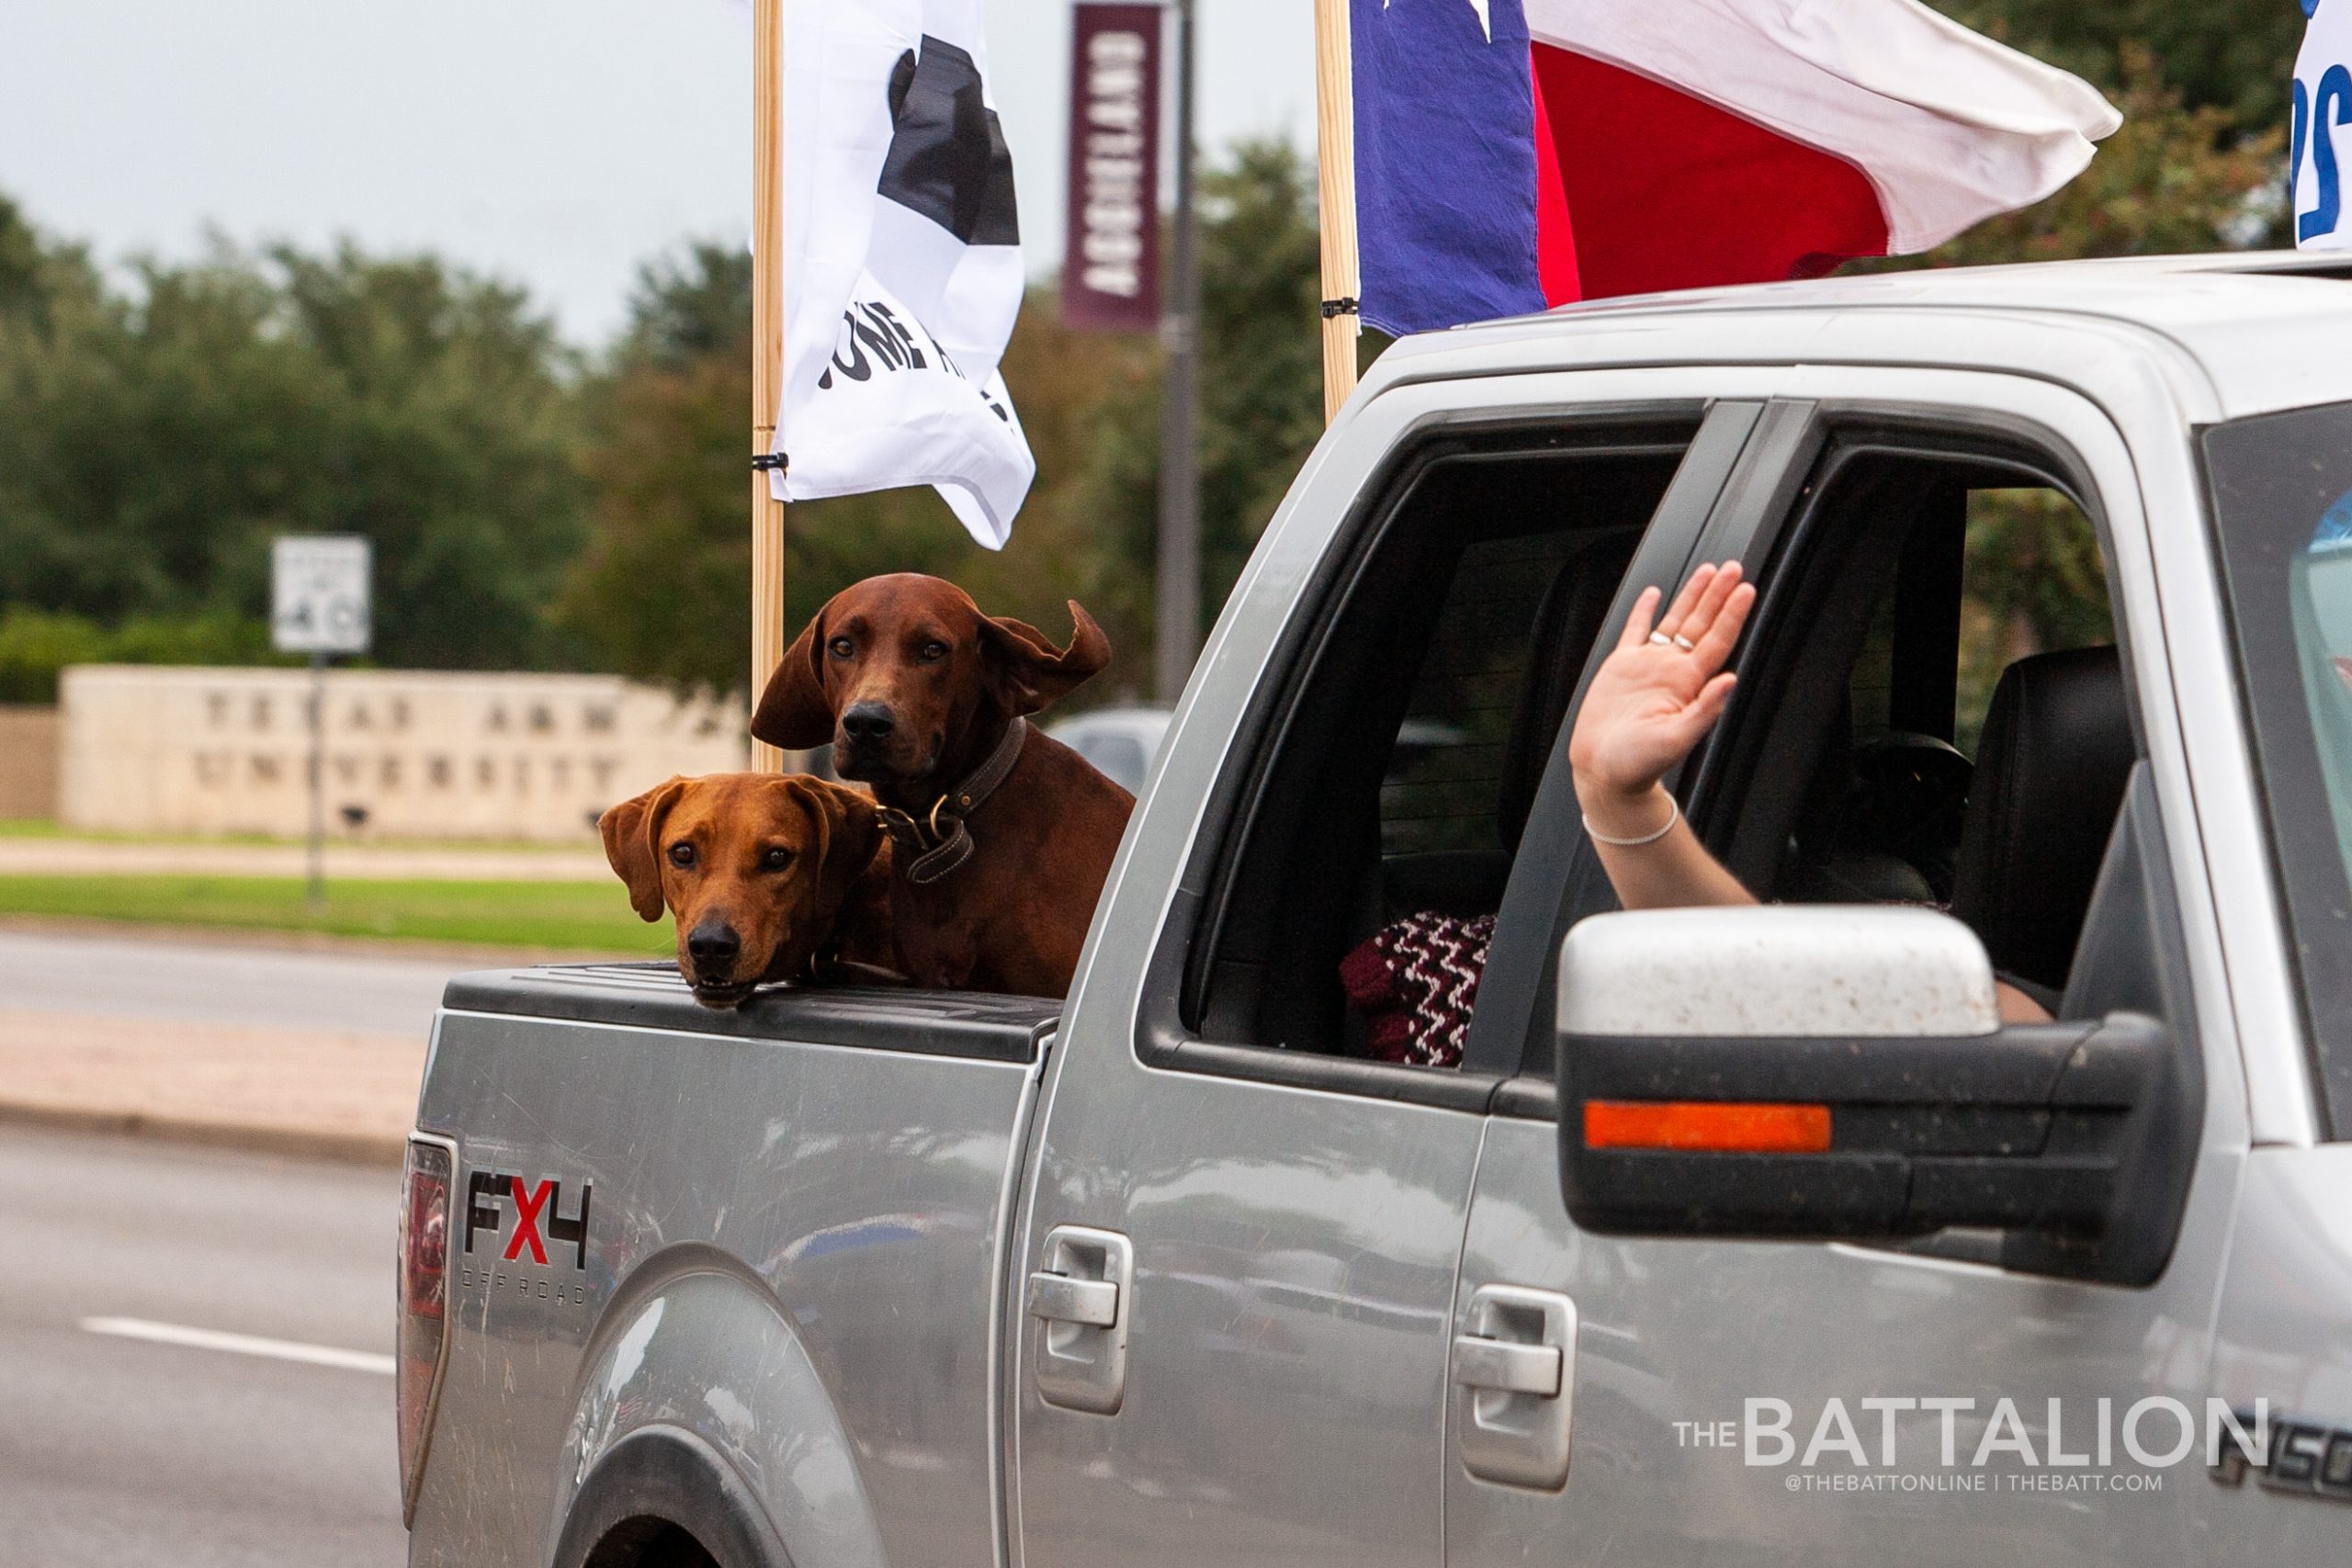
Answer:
[
  {"xmin": 409, "ymin": 964, "xmax": 1058, "ymax": 1568},
  {"xmin": 438, "ymin": 961, "xmax": 1061, "ymax": 1058}
]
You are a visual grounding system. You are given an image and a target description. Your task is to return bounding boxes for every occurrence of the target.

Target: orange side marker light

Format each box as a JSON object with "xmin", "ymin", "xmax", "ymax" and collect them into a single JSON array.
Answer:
[{"xmin": 1584, "ymin": 1100, "xmax": 1831, "ymax": 1154}]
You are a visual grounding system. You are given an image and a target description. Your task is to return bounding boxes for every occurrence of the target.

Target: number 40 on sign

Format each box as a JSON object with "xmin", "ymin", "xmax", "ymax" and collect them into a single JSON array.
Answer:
[{"xmin": 272, "ymin": 535, "xmax": 372, "ymax": 657}]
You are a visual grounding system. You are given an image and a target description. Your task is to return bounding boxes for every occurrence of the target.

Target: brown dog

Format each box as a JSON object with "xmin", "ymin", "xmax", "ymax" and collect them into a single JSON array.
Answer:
[
  {"xmin": 600, "ymin": 773, "xmax": 892, "ymax": 1008},
  {"xmin": 750, "ymin": 573, "xmax": 1133, "ymax": 996}
]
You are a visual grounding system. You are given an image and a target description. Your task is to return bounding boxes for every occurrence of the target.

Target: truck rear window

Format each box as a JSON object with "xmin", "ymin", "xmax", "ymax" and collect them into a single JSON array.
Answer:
[
  {"xmin": 1381, "ymin": 531, "xmax": 1580, "ymax": 863},
  {"xmin": 1190, "ymin": 434, "xmax": 1687, "ymax": 1059}
]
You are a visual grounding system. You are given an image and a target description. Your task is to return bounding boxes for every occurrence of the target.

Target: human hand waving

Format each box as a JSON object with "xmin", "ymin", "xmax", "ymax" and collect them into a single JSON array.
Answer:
[{"xmin": 1568, "ymin": 562, "xmax": 1757, "ymax": 828}]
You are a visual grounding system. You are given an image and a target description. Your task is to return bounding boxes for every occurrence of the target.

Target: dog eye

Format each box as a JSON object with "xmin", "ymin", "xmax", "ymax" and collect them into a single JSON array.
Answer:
[
  {"xmin": 667, "ymin": 842, "xmax": 695, "ymax": 868},
  {"xmin": 762, "ymin": 847, "xmax": 794, "ymax": 871},
  {"xmin": 917, "ymin": 641, "xmax": 947, "ymax": 662},
  {"xmin": 828, "ymin": 637, "xmax": 854, "ymax": 659}
]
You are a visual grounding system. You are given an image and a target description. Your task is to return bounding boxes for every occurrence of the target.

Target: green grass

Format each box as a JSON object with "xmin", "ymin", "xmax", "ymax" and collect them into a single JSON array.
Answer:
[{"xmin": 0, "ymin": 874, "xmax": 666, "ymax": 954}]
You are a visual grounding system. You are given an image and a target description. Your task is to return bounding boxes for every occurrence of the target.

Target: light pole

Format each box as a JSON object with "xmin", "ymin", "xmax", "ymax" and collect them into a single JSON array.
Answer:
[{"xmin": 1152, "ymin": 0, "xmax": 1202, "ymax": 705}]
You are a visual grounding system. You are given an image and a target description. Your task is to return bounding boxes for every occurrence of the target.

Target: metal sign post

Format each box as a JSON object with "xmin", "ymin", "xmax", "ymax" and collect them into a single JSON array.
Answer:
[{"xmin": 271, "ymin": 536, "xmax": 373, "ymax": 912}]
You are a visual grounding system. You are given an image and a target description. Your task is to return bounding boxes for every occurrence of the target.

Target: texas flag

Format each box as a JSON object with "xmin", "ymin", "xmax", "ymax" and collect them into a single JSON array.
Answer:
[{"xmin": 1351, "ymin": 0, "xmax": 2121, "ymax": 335}]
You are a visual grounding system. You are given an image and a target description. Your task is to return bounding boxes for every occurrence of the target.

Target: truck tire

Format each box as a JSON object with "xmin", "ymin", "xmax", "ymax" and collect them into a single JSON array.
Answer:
[{"xmin": 554, "ymin": 1427, "xmax": 788, "ymax": 1568}]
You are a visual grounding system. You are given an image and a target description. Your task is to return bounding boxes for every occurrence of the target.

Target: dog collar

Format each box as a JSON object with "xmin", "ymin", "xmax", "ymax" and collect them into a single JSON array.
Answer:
[{"xmin": 875, "ymin": 716, "xmax": 1028, "ymax": 886}]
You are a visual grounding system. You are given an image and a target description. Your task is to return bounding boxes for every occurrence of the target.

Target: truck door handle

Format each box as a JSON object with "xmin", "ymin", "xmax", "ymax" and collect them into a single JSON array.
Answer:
[
  {"xmin": 1027, "ymin": 1271, "xmax": 1119, "ymax": 1328},
  {"xmin": 1028, "ymin": 1225, "xmax": 1134, "ymax": 1415},
  {"xmin": 1453, "ymin": 1284, "xmax": 1577, "ymax": 1491},
  {"xmin": 1453, "ymin": 1336, "xmax": 1562, "ymax": 1397}
]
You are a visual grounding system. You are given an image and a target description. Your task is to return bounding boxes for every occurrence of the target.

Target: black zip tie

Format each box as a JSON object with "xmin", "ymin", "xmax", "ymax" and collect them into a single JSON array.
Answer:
[
  {"xmin": 751, "ymin": 453, "xmax": 788, "ymax": 473},
  {"xmin": 1320, "ymin": 297, "xmax": 1359, "ymax": 320}
]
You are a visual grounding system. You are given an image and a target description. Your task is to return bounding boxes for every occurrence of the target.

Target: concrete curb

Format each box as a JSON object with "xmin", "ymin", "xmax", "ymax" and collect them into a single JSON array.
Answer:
[{"xmin": 0, "ymin": 1101, "xmax": 407, "ymax": 1167}]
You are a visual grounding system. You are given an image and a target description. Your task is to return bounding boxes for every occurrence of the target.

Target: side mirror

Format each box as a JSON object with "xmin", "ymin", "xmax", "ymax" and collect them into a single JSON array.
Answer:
[{"xmin": 1554, "ymin": 906, "xmax": 2172, "ymax": 1252}]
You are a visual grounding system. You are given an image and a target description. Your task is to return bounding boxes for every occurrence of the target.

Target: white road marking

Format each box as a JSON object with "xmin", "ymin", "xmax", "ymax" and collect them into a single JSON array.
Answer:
[{"xmin": 80, "ymin": 1316, "xmax": 396, "ymax": 1375}]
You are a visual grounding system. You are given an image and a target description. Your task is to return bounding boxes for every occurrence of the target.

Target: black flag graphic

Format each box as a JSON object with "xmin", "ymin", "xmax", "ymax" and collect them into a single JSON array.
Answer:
[{"xmin": 878, "ymin": 37, "xmax": 1020, "ymax": 247}]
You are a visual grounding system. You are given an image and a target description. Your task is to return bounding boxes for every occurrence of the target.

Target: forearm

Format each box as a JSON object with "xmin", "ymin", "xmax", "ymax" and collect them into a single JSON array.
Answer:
[{"xmin": 1577, "ymin": 780, "xmax": 1755, "ymax": 910}]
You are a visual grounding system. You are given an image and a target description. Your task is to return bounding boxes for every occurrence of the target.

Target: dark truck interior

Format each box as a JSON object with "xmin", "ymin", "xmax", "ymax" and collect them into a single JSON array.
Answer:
[{"xmin": 1188, "ymin": 427, "xmax": 2143, "ymax": 1065}]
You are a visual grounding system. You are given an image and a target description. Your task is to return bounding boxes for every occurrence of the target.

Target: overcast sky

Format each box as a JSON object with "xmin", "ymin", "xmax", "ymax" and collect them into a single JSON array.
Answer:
[{"xmin": 0, "ymin": 0, "xmax": 1317, "ymax": 346}]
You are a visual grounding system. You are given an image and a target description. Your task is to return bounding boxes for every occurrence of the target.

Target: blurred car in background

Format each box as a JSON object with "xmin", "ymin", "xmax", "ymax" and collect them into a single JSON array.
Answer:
[
  {"xmin": 1047, "ymin": 708, "xmax": 1460, "ymax": 798},
  {"xmin": 1046, "ymin": 706, "xmax": 1170, "ymax": 795}
]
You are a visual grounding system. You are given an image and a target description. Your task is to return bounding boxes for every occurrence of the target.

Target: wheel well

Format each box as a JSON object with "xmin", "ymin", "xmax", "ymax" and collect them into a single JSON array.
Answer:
[
  {"xmin": 581, "ymin": 1517, "xmax": 721, "ymax": 1568},
  {"xmin": 552, "ymin": 1427, "xmax": 786, "ymax": 1568}
]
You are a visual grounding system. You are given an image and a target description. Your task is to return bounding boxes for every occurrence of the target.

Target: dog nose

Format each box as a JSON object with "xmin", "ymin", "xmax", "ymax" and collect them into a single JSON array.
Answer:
[
  {"xmin": 686, "ymin": 920, "xmax": 740, "ymax": 971},
  {"xmin": 841, "ymin": 702, "xmax": 896, "ymax": 744}
]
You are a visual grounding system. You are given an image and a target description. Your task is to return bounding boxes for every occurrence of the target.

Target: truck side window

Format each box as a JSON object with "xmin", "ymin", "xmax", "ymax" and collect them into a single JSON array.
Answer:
[
  {"xmin": 1192, "ymin": 434, "xmax": 1691, "ymax": 1060},
  {"xmin": 1704, "ymin": 441, "xmax": 2132, "ymax": 1007}
]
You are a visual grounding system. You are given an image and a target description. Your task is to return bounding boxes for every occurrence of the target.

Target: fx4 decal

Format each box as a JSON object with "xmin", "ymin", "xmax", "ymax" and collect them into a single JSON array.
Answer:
[{"xmin": 464, "ymin": 1171, "xmax": 591, "ymax": 1269}]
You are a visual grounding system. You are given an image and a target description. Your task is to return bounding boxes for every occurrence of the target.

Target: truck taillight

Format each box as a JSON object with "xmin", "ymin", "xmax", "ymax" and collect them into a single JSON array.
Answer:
[{"xmin": 397, "ymin": 1135, "xmax": 455, "ymax": 1529}]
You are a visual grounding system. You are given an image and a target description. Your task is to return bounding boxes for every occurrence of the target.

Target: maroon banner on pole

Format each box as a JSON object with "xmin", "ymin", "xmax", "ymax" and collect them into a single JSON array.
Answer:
[{"xmin": 1062, "ymin": 3, "xmax": 1161, "ymax": 332}]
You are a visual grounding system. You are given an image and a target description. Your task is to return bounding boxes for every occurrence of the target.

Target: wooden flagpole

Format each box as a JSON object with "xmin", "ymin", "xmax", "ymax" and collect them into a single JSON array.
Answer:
[
  {"xmin": 1312, "ymin": 0, "xmax": 1360, "ymax": 424},
  {"xmin": 750, "ymin": 0, "xmax": 788, "ymax": 773}
]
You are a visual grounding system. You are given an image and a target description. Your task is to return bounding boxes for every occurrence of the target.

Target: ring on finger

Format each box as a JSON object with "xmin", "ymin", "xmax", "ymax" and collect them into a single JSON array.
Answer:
[
  {"xmin": 1673, "ymin": 633, "xmax": 1695, "ymax": 650},
  {"xmin": 1647, "ymin": 630, "xmax": 1673, "ymax": 647}
]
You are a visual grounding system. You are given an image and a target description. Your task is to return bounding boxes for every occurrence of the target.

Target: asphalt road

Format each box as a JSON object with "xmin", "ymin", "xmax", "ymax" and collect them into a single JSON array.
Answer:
[
  {"xmin": 0, "ymin": 926, "xmax": 455, "ymax": 1038},
  {"xmin": 0, "ymin": 1123, "xmax": 409, "ymax": 1566}
]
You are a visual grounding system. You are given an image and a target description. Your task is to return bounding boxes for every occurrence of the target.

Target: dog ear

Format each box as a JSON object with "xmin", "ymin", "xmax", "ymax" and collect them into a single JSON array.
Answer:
[
  {"xmin": 779, "ymin": 776, "xmax": 885, "ymax": 910},
  {"xmin": 979, "ymin": 599, "xmax": 1114, "ymax": 716},
  {"xmin": 599, "ymin": 777, "xmax": 687, "ymax": 922},
  {"xmin": 751, "ymin": 604, "xmax": 836, "ymax": 750}
]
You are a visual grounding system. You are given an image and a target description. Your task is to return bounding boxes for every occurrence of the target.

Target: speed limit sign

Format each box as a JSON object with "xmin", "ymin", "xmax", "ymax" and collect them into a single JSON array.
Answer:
[{"xmin": 272, "ymin": 535, "xmax": 372, "ymax": 655}]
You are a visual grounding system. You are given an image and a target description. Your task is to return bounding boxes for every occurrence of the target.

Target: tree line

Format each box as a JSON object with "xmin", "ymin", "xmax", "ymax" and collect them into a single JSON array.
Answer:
[{"xmin": 0, "ymin": 5, "xmax": 2295, "ymax": 705}]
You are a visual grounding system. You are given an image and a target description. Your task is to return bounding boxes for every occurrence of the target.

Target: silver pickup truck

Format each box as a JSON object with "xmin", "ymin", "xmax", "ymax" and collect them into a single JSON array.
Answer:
[{"xmin": 399, "ymin": 254, "xmax": 2352, "ymax": 1567}]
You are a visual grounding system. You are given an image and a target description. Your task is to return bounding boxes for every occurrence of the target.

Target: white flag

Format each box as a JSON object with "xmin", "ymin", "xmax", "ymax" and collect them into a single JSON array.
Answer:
[
  {"xmin": 2296, "ymin": 2, "xmax": 2352, "ymax": 252},
  {"xmin": 772, "ymin": 0, "xmax": 1034, "ymax": 547}
]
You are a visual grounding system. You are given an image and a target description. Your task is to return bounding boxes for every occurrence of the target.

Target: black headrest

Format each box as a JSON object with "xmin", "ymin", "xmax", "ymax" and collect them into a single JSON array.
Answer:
[{"xmin": 1950, "ymin": 645, "xmax": 2135, "ymax": 991}]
